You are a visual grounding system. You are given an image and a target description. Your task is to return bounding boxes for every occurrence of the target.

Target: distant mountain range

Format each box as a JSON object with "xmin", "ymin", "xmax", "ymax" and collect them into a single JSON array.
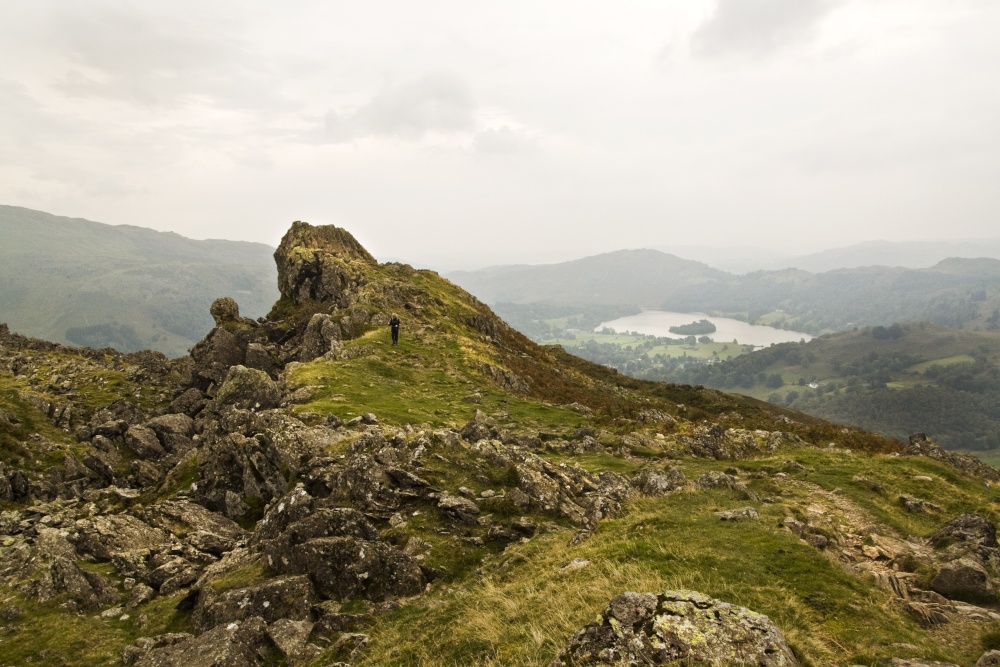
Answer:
[
  {"xmin": 0, "ymin": 205, "xmax": 278, "ymax": 357},
  {"xmin": 447, "ymin": 249, "xmax": 727, "ymax": 306},
  {"xmin": 654, "ymin": 238, "xmax": 1000, "ymax": 274},
  {"xmin": 449, "ymin": 248, "xmax": 1000, "ymax": 336}
]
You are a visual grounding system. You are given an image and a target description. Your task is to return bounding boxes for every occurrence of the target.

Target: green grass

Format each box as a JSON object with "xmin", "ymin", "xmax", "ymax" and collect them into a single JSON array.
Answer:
[
  {"xmin": 289, "ymin": 328, "xmax": 588, "ymax": 433},
  {"xmin": 320, "ymin": 442, "xmax": 998, "ymax": 666},
  {"xmin": 0, "ymin": 587, "xmax": 192, "ymax": 666}
]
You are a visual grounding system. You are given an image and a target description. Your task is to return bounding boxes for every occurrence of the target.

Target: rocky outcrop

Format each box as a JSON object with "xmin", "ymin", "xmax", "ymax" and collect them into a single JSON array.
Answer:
[
  {"xmin": 930, "ymin": 513, "xmax": 998, "ymax": 562},
  {"xmin": 274, "ymin": 221, "xmax": 375, "ymax": 306},
  {"xmin": 684, "ymin": 425, "xmax": 783, "ymax": 460},
  {"xmin": 194, "ymin": 431, "xmax": 289, "ymax": 522},
  {"xmin": 252, "ymin": 485, "xmax": 425, "ymax": 603},
  {"xmin": 549, "ymin": 591, "xmax": 799, "ymax": 666},
  {"xmin": 189, "ymin": 299, "xmax": 268, "ymax": 391}
]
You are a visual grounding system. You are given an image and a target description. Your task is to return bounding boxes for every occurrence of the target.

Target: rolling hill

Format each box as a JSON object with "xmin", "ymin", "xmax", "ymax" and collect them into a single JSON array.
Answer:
[
  {"xmin": 664, "ymin": 322, "xmax": 1000, "ymax": 452},
  {"xmin": 0, "ymin": 205, "xmax": 279, "ymax": 357}
]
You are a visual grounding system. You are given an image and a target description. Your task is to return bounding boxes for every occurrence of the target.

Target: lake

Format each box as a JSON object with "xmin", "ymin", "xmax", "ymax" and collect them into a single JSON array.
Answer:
[{"xmin": 596, "ymin": 310, "xmax": 813, "ymax": 348}]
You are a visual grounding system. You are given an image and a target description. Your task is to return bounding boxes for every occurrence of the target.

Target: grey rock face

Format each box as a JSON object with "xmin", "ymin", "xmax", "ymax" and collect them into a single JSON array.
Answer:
[
  {"xmin": 549, "ymin": 590, "xmax": 799, "ymax": 666},
  {"xmin": 194, "ymin": 432, "xmax": 288, "ymax": 522},
  {"xmin": 210, "ymin": 297, "xmax": 241, "ymax": 325},
  {"xmin": 192, "ymin": 574, "xmax": 316, "ymax": 631},
  {"xmin": 301, "ymin": 313, "xmax": 340, "ymax": 361},
  {"xmin": 214, "ymin": 365, "xmax": 281, "ymax": 411},
  {"xmin": 716, "ymin": 507, "xmax": 760, "ymax": 521},
  {"xmin": 930, "ymin": 557, "xmax": 995, "ymax": 602},
  {"xmin": 144, "ymin": 500, "xmax": 247, "ymax": 557},
  {"xmin": 125, "ymin": 425, "xmax": 167, "ymax": 460},
  {"xmin": 72, "ymin": 514, "xmax": 172, "ymax": 560},
  {"xmin": 685, "ymin": 425, "xmax": 779, "ymax": 460},
  {"xmin": 631, "ymin": 466, "xmax": 685, "ymax": 496},
  {"xmin": 438, "ymin": 494, "xmax": 481, "ymax": 523},
  {"xmin": 35, "ymin": 557, "xmax": 118, "ymax": 610}
]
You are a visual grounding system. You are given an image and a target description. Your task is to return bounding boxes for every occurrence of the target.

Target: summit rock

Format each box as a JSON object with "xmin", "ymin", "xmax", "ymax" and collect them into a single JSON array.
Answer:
[{"xmin": 274, "ymin": 221, "xmax": 377, "ymax": 306}]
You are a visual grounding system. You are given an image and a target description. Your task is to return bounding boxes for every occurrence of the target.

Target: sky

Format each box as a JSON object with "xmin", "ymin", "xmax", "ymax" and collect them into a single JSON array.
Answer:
[{"xmin": 2, "ymin": 0, "xmax": 999, "ymax": 269}]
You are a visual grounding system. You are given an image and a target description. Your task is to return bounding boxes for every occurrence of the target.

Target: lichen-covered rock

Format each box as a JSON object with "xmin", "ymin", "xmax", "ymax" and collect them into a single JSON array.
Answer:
[
  {"xmin": 438, "ymin": 494, "xmax": 481, "ymax": 523},
  {"xmin": 267, "ymin": 536, "xmax": 426, "ymax": 602},
  {"xmin": 125, "ymin": 425, "xmax": 167, "ymax": 460},
  {"xmin": 132, "ymin": 616, "xmax": 272, "ymax": 667},
  {"xmin": 695, "ymin": 470, "xmax": 757, "ymax": 500},
  {"xmin": 631, "ymin": 466, "xmax": 686, "ymax": 496},
  {"xmin": 549, "ymin": 590, "xmax": 799, "ymax": 666},
  {"xmin": 214, "ymin": 365, "xmax": 281, "ymax": 411},
  {"xmin": 34, "ymin": 557, "xmax": 119, "ymax": 610},
  {"xmin": 301, "ymin": 313, "xmax": 340, "ymax": 361},
  {"xmin": 189, "ymin": 299, "xmax": 267, "ymax": 391},
  {"xmin": 146, "ymin": 414, "xmax": 196, "ymax": 453},
  {"xmin": 977, "ymin": 650, "xmax": 1000, "ymax": 667},
  {"xmin": 267, "ymin": 618, "xmax": 321, "ymax": 664},
  {"xmin": 716, "ymin": 507, "xmax": 760, "ymax": 521},
  {"xmin": 72, "ymin": 514, "xmax": 172, "ymax": 560},
  {"xmin": 192, "ymin": 574, "xmax": 316, "ymax": 631},
  {"xmin": 684, "ymin": 425, "xmax": 778, "ymax": 460},
  {"xmin": 143, "ymin": 500, "xmax": 247, "ymax": 557}
]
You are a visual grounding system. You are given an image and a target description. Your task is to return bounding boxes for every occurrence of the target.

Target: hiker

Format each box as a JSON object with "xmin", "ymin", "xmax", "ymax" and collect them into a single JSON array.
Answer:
[{"xmin": 389, "ymin": 313, "xmax": 401, "ymax": 346}]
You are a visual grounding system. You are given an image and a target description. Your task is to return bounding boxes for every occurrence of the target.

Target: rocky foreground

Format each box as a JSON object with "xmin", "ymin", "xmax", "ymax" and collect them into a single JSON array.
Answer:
[{"xmin": 2, "ymin": 222, "xmax": 1000, "ymax": 666}]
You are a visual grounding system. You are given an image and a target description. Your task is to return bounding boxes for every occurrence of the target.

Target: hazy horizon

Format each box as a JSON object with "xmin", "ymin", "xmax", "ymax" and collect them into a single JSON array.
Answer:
[{"xmin": 4, "ymin": 1, "xmax": 999, "ymax": 268}]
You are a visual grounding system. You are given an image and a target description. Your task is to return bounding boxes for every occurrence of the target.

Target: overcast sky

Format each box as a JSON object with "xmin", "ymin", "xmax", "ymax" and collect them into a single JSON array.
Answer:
[{"xmin": 3, "ymin": 0, "xmax": 998, "ymax": 268}]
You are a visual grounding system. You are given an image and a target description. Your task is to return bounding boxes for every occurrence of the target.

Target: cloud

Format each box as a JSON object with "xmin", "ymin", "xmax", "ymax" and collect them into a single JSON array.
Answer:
[
  {"xmin": 692, "ymin": 0, "xmax": 839, "ymax": 59},
  {"xmin": 312, "ymin": 73, "xmax": 476, "ymax": 144},
  {"xmin": 473, "ymin": 126, "xmax": 539, "ymax": 155},
  {"xmin": 50, "ymin": 4, "xmax": 288, "ymax": 112}
]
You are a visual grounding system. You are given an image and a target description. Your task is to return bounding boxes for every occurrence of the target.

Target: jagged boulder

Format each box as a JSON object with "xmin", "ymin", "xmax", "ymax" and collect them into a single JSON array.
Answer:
[
  {"xmin": 631, "ymin": 466, "xmax": 686, "ymax": 496},
  {"xmin": 129, "ymin": 616, "xmax": 273, "ymax": 667},
  {"xmin": 684, "ymin": 425, "xmax": 778, "ymax": 460},
  {"xmin": 189, "ymin": 302, "xmax": 267, "ymax": 391},
  {"xmin": 300, "ymin": 313, "xmax": 340, "ymax": 361},
  {"xmin": 125, "ymin": 425, "xmax": 167, "ymax": 460},
  {"xmin": 72, "ymin": 514, "xmax": 172, "ymax": 561},
  {"xmin": 34, "ymin": 557, "xmax": 119, "ymax": 611},
  {"xmin": 144, "ymin": 500, "xmax": 247, "ymax": 557},
  {"xmin": 274, "ymin": 221, "xmax": 376, "ymax": 306},
  {"xmin": 146, "ymin": 414, "xmax": 196, "ymax": 454},
  {"xmin": 549, "ymin": 591, "xmax": 799, "ymax": 666},
  {"xmin": 268, "ymin": 536, "xmax": 425, "ymax": 602},
  {"xmin": 214, "ymin": 365, "xmax": 281, "ymax": 411},
  {"xmin": 192, "ymin": 574, "xmax": 316, "ymax": 631},
  {"xmin": 194, "ymin": 432, "xmax": 288, "ymax": 522},
  {"xmin": 930, "ymin": 557, "xmax": 995, "ymax": 602}
]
